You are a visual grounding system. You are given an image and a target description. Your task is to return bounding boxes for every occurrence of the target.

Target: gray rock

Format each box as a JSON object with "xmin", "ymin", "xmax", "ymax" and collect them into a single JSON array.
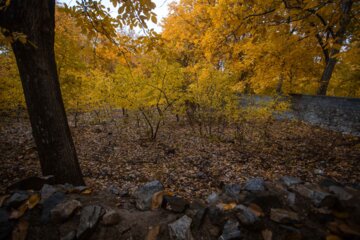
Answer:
[
  {"xmin": 51, "ymin": 199, "xmax": 82, "ymax": 222},
  {"xmin": 223, "ymin": 184, "xmax": 241, "ymax": 199},
  {"xmin": 207, "ymin": 192, "xmax": 219, "ymax": 205},
  {"xmin": 134, "ymin": 180, "xmax": 164, "ymax": 210},
  {"xmin": 168, "ymin": 215, "xmax": 193, "ymax": 240},
  {"xmin": 243, "ymin": 178, "xmax": 265, "ymax": 192},
  {"xmin": 41, "ymin": 192, "xmax": 66, "ymax": 223},
  {"xmin": 188, "ymin": 201, "xmax": 207, "ymax": 230},
  {"xmin": 76, "ymin": 205, "xmax": 104, "ymax": 239},
  {"xmin": 40, "ymin": 184, "xmax": 57, "ymax": 203},
  {"xmin": 5, "ymin": 191, "xmax": 28, "ymax": 208},
  {"xmin": 60, "ymin": 231, "xmax": 76, "ymax": 240},
  {"xmin": 314, "ymin": 169, "xmax": 324, "ymax": 175},
  {"xmin": 295, "ymin": 184, "xmax": 337, "ymax": 207},
  {"xmin": 270, "ymin": 208, "xmax": 299, "ymax": 223},
  {"xmin": 163, "ymin": 195, "xmax": 189, "ymax": 213},
  {"xmin": 281, "ymin": 176, "xmax": 302, "ymax": 187},
  {"xmin": 102, "ymin": 210, "xmax": 121, "ymax": 226},
  {"xmin": 287, "ymin": 192, "xmax": 296, "ymax": 206},
  {"xmin": 329, "ymin": 186, "xmax": 353, "ymax": 201},
  {"xmin": 107, "ymin": 185, "xmax": 121, "ymax": 195},
  {"xmin": 219, "ymin": 219, "xmax": 241, "ymax": 240},
  {"xmin": 235, "ymin": 205, "xmax": 258, "ymax": 225}
]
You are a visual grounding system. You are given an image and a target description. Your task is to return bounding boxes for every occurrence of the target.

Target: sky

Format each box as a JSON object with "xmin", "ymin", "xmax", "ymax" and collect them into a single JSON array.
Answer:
[{"xmin": 60, "ymin": 0, "xmax": 179, "ymax": 33}]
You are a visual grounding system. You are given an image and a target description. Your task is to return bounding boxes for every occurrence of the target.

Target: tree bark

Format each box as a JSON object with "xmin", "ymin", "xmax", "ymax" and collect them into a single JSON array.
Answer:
[
  {"xmin": 316, "ymin": 0, "xmax": 353, "ymax": 95},
  {"xmin": 0, "ymin": 0, "xmax": 84, "ymax": 185}
]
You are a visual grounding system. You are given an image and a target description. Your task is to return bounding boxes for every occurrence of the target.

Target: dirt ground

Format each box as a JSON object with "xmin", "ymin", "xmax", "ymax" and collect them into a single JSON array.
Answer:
[{"xmin": 1, "ymin": 111, "xmax": 359, "ymax": 199}]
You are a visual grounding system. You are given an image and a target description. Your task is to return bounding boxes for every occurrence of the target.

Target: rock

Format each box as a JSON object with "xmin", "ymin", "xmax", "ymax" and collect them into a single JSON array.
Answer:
[
  {"xmin": 219, "ymin": 219, "xmax": 241, "ymax": 240},
  {"xmin": 107, "ymin": 185, "xmax": 121, "ymax": 196},
  {"xmin": 61, "ymin": 231, "xmax": 76, "ymax": 240},
  {"xmin": 168, "ymin": 215, "xmax": 193, "ymax": 240},
  {"xmin": 207, "ymin": 192, "xmax": 219, "ymax": 205},
  {"xmin": 270, "ymin": 209, "xmax": 299, "ymax": 224},
  {"xmin": 163, "ymin": 195, "xmax": 189, "ymax": 213},
  {"xmin": 243, "ymin": 178, "xmax": 265, "ymax": 192},
  {"xmin": 314, "ymin": 169, "xmax": 324, "ymax": 175},
  {"xmin": 235, "ymin": 205, "xmax": 258, "ymax": 225},
  {"xmin": 0, "ymin": 208, "xmax": 13, "ymax": 240},
  {"xmin": 244, "ymin": 193, "xmax": 282, "ymax": 212},
  {"xmin": 102, "ymin": 210, "xmax": 121, "ymax": 226},
  {"xmin": 208, "ymin": 205, "xmax": 229, "ymax": 226},
  {"xmin": 187, "ymin": 201, "xmax": 207, "ymax": 230},
  {"xmin": 5, "ymin": 191, "xmax": 28, "ymax": 208},
  {"xmin": 294, "ymin": 184, "xmax": 337, "ymax": 207},
  {"xmin": 319, "ymin": 178, "xmax": 343, "ymax": 189},
  {"xmin": 329, "ymin": 186, "xmax": 353, "ymax": 201},
  {"xmin": 287, "ymin": 192, "xmax": 296, "ymax": 206},
  {"xmin": 223, "ymin": 184, "xmax": 241, "ymax": 199},
  {"xmin": 134, "ymin": 180, "xmax": 164, "ymax": 210},
  {"xmin": 280, "ymin": 176, "xmax": 302, "ymax": 187},
  {"xmin": 40, "ymin": 184, "xmax": 57, "ymax": 203},
  {"xmin": 41, "ymin": 192, "xmax": 66, "ymax": 223},
  {"xmin": 6, "ymin": 176, "xmax": 54, "ymax": 191},
  {"xmin": 76, "ymin": 205, "xmax": 104, "ymax": 239},
  {"xmin": 51, "ymin": 199, "xmax": 82, "ymax": 222}
]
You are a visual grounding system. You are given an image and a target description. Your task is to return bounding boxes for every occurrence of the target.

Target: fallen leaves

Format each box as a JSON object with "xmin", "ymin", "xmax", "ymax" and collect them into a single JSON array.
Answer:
[
  {"xmin": 151, "ymin": 191, "xmax": 164, "ymax": 210},
  {"xmin": 9, "ymin": 193, "xmax": 40, "ymax": 219}
]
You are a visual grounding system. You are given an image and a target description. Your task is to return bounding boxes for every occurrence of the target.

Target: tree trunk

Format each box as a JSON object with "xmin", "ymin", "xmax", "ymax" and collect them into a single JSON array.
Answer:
[
  {"xmin": 0, "ymin": 0, "xmax": 84, "ymax": 185},
  {"xmin": 317, "ymin": 57, "xmax": 338, "ymax": 95},
  {"xmin": 316, "ymin": 0, "xmax": 353, "ymax": 95}
]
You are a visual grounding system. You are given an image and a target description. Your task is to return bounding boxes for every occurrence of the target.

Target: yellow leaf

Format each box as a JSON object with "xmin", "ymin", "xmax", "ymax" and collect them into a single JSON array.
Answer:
[
  {"xmin": 151, "ymin": 191, "xmax": 163, "ymax": 210},
  {"xmin": 146, "ymin": 225, "xmax": 160, "ymax": 240},
  {"xmin": 9, "ymin": 203, "xmax": 28, "ymax": 219},
  {"xmin": 81, "ymin": 189, "xmax": 93, "ymax": 195},
  {"xmin": 248, "ymin": 203, "xmax": 264, "ymax": 217},
  {"xmin": 27, "ymin": 194, "xmax": 40, "ymax": 209}
]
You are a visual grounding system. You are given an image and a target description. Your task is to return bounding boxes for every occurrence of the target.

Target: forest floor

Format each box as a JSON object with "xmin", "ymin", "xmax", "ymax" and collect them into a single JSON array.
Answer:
[{"xmin": 1, "ymin": 111, "xmax": 359, "ymax": 199}]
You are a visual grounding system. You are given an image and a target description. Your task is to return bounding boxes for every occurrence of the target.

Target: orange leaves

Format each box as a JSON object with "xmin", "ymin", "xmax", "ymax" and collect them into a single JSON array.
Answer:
[{"xmin": 9, "ymin": 193, "xmax": 40, "ymax": 220}]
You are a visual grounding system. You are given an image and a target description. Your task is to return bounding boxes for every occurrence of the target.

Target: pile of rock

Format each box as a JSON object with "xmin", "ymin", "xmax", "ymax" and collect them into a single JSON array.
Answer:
[{"xmin": 0, "ymin": 176, "xmax": 359, "ymax": 240}]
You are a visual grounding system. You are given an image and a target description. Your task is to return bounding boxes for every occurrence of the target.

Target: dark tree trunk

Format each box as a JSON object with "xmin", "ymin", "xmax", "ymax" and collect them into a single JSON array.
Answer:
[
  {"xmin": 0, "ymin": 0, "xmax": 84, "ymax": 185},
  {"xmin": 316, "ymin": 0, "xmax": 353, "ymax": 95}
]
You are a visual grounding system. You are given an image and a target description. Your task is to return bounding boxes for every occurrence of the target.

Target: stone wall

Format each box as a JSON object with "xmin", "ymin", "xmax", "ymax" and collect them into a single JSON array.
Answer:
[
  {"xmin": 288, "ymin": 94, "xmax": 360, "ymax": 136},
  {"xmin": 240, "ymin": 94, "xmax": 360, "ymax": 136}
]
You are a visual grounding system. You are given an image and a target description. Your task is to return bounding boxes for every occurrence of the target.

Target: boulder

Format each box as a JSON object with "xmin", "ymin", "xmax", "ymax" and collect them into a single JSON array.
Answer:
[
  {"xmin": 223, "ymin": 184, "xmax": 241, "ymax": 199},
  {"xmin": 41, "ymin": 192, "xmax": 66, "ymax": 223},
  {"xmin": 61, "ymin": 231, "xmax": 76, "ymax": 240},
  {"xmin": 187, "ymin": 201, "xmax": 207, "ymax": 230},
  {"xmin": 294, "ymin": 184, "xmax": 337, "ymax": 207},
  {"xmin": 76, "ymin": 205, "xmax": 104, "ymax": 239},
  {"xmin": 329, "ymin": 186, "xmax": 353, "ymax": 201},
  {"xmin": 168, "ymin": 215, "xmax": 193, "ymax": 240},
  {"xmin": 51, "ymin": 199, "xmax": 82, "ymax": 222},
  {"xmin": 235, "ymin": 205, "xmax": 258, "ymax": 225},
  {"xmin": 280, "ymin": 176, "xmax": 302, "ymax": 187},
  {"xmin": 163, "ymin": 195, "xmax": 189, "ymax": 213},
  {"xmin": 219, "ymin": 219, "xmax": 241, "ymax": 240},
  {"xmin": 134, "ymin": 180, "xmax": 164, "ymax": 210},
  {"xmin": 40, "ymin": 184, "xmax": 57, "ymax": 203},
  {"xmin": 270, "ymin": 209, "xmax": 299, "ymax": 224},
  {"xmin": 243, "ymin": 178, "xmax": 265, "ymax": 192},
  {"xmin": 5, "ymin": 191, "xmax": 28, "ymax": 208},
  {"xmin": 207, "ymin": 192, "xmax": 219, "ymax": 205},
  {"xmin": 102, "ymin": 210, "xmax": 121, "ymax": 226}
]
